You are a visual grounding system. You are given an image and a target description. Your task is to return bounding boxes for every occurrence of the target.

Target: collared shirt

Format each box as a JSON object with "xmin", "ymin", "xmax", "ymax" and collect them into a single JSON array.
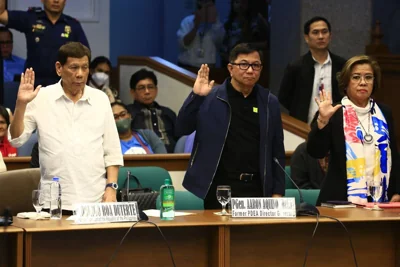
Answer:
[
  {"xmin": 177, "ymin": 15, "xmax": 225, "ymax": 67},
  {"xmin": 3, "ymin": 54, "xmax": 25, "ymax": 82},
  {"xmin": 307, "ymin": 53, "xmax": 332, "ymax": 123},
  {"xmin": 9, "ymin": 81, "xmax": 123, "ymax": 210},
  {"xmin": 7, "ymin": 9, "xmax": 89, "ymax": 86},
  {"xmin": 215, "ymin": 81, "xmax": 260, "ymax": 180}
]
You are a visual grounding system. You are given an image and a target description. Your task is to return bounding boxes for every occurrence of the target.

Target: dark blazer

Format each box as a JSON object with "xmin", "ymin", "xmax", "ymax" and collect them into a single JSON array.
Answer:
[
  {"xmin": 127, "ymin": 101, "xmax": 177, "ymax": 153},
  {"xmin": 176, "ymin": 79, "xmax": 285, "ymax": 199},
  {"xmin": 307, "ymin": 103, "xmax": 400, "ymax": 205},
  {"xmin": 291, "ymin": 142, "xmax": 326, "ymax": 189},
  {"xmin": 278, "ymin": 51, "xmax": 346, "ymax": 122}
]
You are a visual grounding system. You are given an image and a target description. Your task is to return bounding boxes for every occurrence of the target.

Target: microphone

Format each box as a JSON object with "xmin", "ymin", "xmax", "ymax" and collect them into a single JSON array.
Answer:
[
  {"xmin": 0, "ymin": 207, "xmax": 12, "ymax": 226},
  {"xmin": 273, "ymin": 157, "xmax": 319, "ymax": 216},
  {"xmin": 138, "ymin": 210, "xmax": 149, "ymax": 221}
]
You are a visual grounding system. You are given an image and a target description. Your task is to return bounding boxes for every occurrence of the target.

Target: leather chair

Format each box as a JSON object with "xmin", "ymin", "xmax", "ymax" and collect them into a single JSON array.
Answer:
[
  {"xmin": 0, "ymin": 168, "xmax": 41, "ymax": 215},
  {"xmin": 156, "ymin": 190, "xmax": 204, "ymax": 210}
]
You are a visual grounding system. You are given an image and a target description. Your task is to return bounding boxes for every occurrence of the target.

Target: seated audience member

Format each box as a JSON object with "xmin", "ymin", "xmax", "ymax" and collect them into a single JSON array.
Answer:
[
  {"xmin": 0, "ymin": 27, "xmax": 25, "ymax": 82},
  {"xmin": 0, "ymin": 105, "xmax": 16, "ymax": 157},
  {"xmin": 291, "ymin": 141, "xmax": 328, "ymax": 189},
  {"xmin": 112, "ymin": 102, "xmax": 167, "ymax": 154},
  {"xmin": 88, "ymin": 56, "xmax": 118, "ymax": 103},
  {"xmin": 177, "ymin": 0, "xmax": 224, "ymax": 68},
  {"xmin": 127, "ymin": 69, "xmax": 177, "ymax": 153},
  {"xmin": 307, "ymin": 55, "xmax": 400, "ymax": 205}
]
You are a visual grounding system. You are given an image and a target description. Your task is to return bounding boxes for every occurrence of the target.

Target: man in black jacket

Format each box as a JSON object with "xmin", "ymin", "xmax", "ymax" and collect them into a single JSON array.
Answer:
[
  {"xmin": 126, "ymin": 69, "xmax": 177, "ymax": 153},
  {"xmin": 278, "ymin": 16, "xmax": 346, "ymax": 123}
]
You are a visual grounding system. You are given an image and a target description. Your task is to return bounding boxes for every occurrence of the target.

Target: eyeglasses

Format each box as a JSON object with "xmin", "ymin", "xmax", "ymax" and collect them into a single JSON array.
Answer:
[
  {"xmin": 113, "ymin": 110, "xmax": 128, "ymax": 120},
  {"xmin": 230, "ymin": 62, "xmax": 263, "ymax": 71},
  {"xmin": 135, "ymin": 84, "xmax": 156, "ymax": 92},
  {"xmin": 0, "ymin": 40, "xmax": 13, "ymax": 45},
  {"xmin": 351, "ymin": 74, "xmax": 374, "ymax": 84}
]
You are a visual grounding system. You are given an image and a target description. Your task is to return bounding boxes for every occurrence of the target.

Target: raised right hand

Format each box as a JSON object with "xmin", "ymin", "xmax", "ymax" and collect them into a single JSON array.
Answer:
[
  {"xmin": 315, "ymin": 89, "xmax": 342, "ymax": 121},
  {"xmin": 17, "ymin": 68, "xmax": 41, "ymax": 104},
  {"xmin": 193, "ymin": 64, "xmax": 214, "ymax": 96}
]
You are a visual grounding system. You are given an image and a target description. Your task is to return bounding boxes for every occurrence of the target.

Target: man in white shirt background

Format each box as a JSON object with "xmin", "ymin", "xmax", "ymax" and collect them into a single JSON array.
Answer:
[
  {"xmin": 9, "ymin": 42, "xmax": 123, "ymax": 214},
  {"xmin": 177, "ymin": 0, "xmax": 224, "ymax": 69}
]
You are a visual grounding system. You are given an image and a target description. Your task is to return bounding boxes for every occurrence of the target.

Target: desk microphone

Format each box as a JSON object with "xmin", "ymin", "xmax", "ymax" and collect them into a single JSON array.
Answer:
[{"xmin": 273, "ymin": 157, "xmax": 319, "ymax": 216}]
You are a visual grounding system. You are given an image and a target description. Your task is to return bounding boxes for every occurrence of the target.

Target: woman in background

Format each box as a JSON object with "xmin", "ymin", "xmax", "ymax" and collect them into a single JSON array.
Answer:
[{"xmin": 111, "ymin": 102, "xmax": 167, "ymax": 154}]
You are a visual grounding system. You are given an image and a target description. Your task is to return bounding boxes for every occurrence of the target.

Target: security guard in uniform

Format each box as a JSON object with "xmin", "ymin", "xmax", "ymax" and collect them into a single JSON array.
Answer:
[{"xmin": 0, "ymin": 0, "xmax": 89, "ymax": 86}]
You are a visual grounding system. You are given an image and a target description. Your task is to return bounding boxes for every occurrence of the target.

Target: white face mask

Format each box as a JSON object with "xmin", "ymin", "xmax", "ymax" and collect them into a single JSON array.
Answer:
[{"xmin": 91, "ymin": 72, "xmax": 109, "ymax": 88}]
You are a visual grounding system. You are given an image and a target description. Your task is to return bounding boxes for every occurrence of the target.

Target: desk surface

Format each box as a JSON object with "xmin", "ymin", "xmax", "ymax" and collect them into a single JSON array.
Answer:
[
  {"xmin": 0, "ymin": 226, "xmax": 23, "ymax": 233},
  {"xmin": 12, "ymin": 207, "xmax": 400, "ymax": 232}
]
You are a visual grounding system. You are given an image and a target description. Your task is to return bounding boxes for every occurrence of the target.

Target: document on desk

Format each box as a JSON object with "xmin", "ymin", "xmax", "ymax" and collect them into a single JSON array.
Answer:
[{"xmin": 144, "ymin": 209, "xmax": 195, "ymax": 217}]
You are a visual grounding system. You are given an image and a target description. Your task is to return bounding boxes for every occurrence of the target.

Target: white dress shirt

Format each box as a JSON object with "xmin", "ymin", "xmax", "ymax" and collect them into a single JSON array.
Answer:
[
  {"xmin": 177, "ymin": 14, "xmax": 225, "ymax": 67},
  {"xmin": 9, "ymin": 81, "xmax": 123, "ymax": 210},
  {"xmin": 307, "ymin": 53, "xmax": 332, "ymax": 123}
]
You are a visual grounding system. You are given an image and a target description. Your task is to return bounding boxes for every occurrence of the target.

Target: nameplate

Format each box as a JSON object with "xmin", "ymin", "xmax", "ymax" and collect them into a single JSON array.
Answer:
[
  {"xmin": 74, "ymin": 202, "xmax": 139, "ymax": 224},
  {"xmin": 231, "ymin": 198, "xmax": 296, "ymax": 218}
]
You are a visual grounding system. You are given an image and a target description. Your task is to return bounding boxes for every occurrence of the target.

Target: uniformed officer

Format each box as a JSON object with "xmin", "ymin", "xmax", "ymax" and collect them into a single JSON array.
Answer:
[{"xmin": 0, "ymin": 0, "xmax": 89, "ymax": 86}]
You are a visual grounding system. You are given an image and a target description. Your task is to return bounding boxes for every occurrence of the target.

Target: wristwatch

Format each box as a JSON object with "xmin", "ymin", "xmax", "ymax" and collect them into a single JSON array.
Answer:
[{"xmin": 105, "ymin": 182, "xmax": 118, "ymax": 190}]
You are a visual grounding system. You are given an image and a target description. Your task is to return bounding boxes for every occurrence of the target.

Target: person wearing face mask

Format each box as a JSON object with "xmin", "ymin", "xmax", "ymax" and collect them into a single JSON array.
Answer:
[
  {"xmin": 89, "ymin": 56, "xmax": 118, "ymax": 103},
  {"xmin": 112, "ymin": 102, "xmax": 167, "ymax": 155}
]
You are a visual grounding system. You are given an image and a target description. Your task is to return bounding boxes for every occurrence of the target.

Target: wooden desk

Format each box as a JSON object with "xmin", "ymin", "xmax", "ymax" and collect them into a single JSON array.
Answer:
[
  {"xmin": 0, "ymin": 226, "xmax": 23, "ymax": 267},
  {"xmin": 5, "ymin": 152, "xmax": 294, "ymax": 171},
  {"xmin": 12, "ymin": 208, "xmax": 400, "ymax": 267},
  {"xmin": 13, "ymin": 213, "xmax": 229, "ymax": 267}
]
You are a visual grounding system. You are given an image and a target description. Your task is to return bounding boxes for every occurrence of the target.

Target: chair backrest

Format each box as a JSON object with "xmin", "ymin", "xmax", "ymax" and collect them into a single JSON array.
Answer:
[
  {"xmin": 0, "ymin": 168, "xmax": 41, "ymax": 215},
  {"xmin": 17, "ymin": 132, "xmax": 38, "ymax": 156},
  {"xmin": 285, "ymin": 166, "xmax": 296, "ymax": 189},
  {"xmin": 285, "ymin": 189, "xmax": 320, "ymax": 206},
  {"xmin": 117, "ymin": 166, "xmax": 171, "ymax": 192},
  {"xmin": 174, "ymin": 135, "xmax": 187, "ymax": 153},
  {"xmin": 156, "ymin": 190, "xmax": 204, "ymax": 210}
]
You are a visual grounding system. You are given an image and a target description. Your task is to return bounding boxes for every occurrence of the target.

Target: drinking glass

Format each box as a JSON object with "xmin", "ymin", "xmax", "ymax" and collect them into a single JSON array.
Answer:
[
  {"xmin": 32, "ymin": 190, "xmax": 44, "ymax": 217},
  {"xmin": 369, "ymin": 180, "xmax": 383, "ymax": 211},
  {"xmin": 216, "ymin": 185, "xmax": 231, "ymax": 216}
]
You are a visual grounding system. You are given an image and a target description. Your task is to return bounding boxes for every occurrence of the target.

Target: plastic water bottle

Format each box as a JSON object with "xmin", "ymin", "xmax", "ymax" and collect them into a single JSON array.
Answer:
[
  {"xmin": 160, "ymin": 179, "xmax": 175, "ymax": 220},
  {"xmin": 50, "ymin": 177, "xmax": 62, "ymax": 220}
]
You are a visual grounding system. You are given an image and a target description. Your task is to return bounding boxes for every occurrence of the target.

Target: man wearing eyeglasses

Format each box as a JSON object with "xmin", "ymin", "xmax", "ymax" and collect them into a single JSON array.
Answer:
[
  {"xmin": 176, "ymin": 43, "xmax": 285, "ymax": 209},
  {"xmin": 0, "ymin": 27, "xmax": 25, "ymax": 82},
  {"xmin": 126, "ymin": 68, "xmax": 178, "ymax": 153},
  {"xmin": 278, "ymin": 16, "xmax": 346, "ymax": 123}
]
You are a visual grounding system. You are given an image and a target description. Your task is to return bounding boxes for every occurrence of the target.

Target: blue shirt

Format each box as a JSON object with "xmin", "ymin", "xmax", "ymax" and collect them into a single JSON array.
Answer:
[
  {"xmin": 7, "ymin": 8, "xmax": 90, "ymax": 86},
  {"xmin": 120, "ymin": 135, "xmax": 154, "ymax": 155},
  {"xmin": 3, "ymin": 54, "xmax": 25, "ymax": 82}
]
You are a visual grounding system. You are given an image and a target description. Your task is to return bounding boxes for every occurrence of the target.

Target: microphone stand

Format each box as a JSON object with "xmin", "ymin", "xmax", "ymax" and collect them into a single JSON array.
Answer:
[{"xmin": 273, "ymin": 157, "xmax": 320, "ymax": 216}]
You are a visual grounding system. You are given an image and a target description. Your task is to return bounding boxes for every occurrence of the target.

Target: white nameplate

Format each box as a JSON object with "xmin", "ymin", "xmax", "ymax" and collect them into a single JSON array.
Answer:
[
  {"xmin": 74, "ymin": 202, "xmax": 139, "ymax": 224},
  {"xmin": 231, "ymin": 197, "xmax": 296, "ymax": 218}
]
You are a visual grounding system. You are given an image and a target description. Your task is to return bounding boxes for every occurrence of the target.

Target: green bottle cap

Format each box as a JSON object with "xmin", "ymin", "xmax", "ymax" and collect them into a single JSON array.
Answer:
[{"xmin": 164, "ymin": 179, "xmax": 172, "ymax": 185}]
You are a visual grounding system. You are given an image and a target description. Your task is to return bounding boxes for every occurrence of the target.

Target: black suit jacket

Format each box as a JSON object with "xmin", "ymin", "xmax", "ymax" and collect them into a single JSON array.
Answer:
[
  {"xmin": 307, "ymin": 103, "xmax": 400, "ymax": 205},
  {"xmin": 291, "ymin": 142, "xmax": 325, "ymax": 189},
  {"xmin": 278, "ymin": 51, "xmax": 346, "ymax": 122}
]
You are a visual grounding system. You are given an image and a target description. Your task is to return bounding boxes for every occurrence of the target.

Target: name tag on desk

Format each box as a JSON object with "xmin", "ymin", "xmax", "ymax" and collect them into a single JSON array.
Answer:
[
  {"xmin": 73, "ymin": 202, "xmax": 139, "ymax": 224},
  {"xmin": 231, "ymin": 198, "xmax": 296, "ymax": 218}
]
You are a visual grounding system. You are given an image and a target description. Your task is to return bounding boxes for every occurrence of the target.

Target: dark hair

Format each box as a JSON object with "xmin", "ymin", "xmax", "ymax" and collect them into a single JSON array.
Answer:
[
  {"xmin": 89, "ymin": 56, "xmax": 112, "ymax": 70},
  {"xmin": 0, "ymin": 106, "xmax": 10, "ymax": 127},
  {"xmin": 0, "ymin": 27, "xmax": 12, "ymax": 40},
  {"xmin": 304, "ymin": 16, "xmax": 331, "ymax": 35},
  {"xmin": 336, "ymin": 55, "xmax": 381, "ymax": 96},
  {"xmin": 228, "ymin": 43, "xmax": 263, "ymax": 63},
  {"xmin": 111, "ymin": 102, "xmax": 129, "ymax": 111},
  {"xmin": 130, "ymin": 68, "xmax": 158, "ymax": 90},
  {"xmin": 57, "ymin": 42, "xmax": 91, "ymax": 66}
]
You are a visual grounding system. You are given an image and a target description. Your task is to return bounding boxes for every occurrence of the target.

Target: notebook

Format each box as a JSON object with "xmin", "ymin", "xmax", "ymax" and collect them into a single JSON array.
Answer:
[
  {"xmin": 363, "ymin": 202, "xmax": 400, "ymax": 208},
  {"xmin": 321, "ymin": 202, "xmax": 357, "ymax": 209}
]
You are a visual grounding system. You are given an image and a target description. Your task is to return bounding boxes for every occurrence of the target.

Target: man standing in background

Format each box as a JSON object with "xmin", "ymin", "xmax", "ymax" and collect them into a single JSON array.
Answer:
[
  {"xmin": 0, "ymin": 0, "xmax": 89, "ymax": 86},
  {"xmin": 278, "ymin": 16, "xmax": 346, "ymax": 123}
]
